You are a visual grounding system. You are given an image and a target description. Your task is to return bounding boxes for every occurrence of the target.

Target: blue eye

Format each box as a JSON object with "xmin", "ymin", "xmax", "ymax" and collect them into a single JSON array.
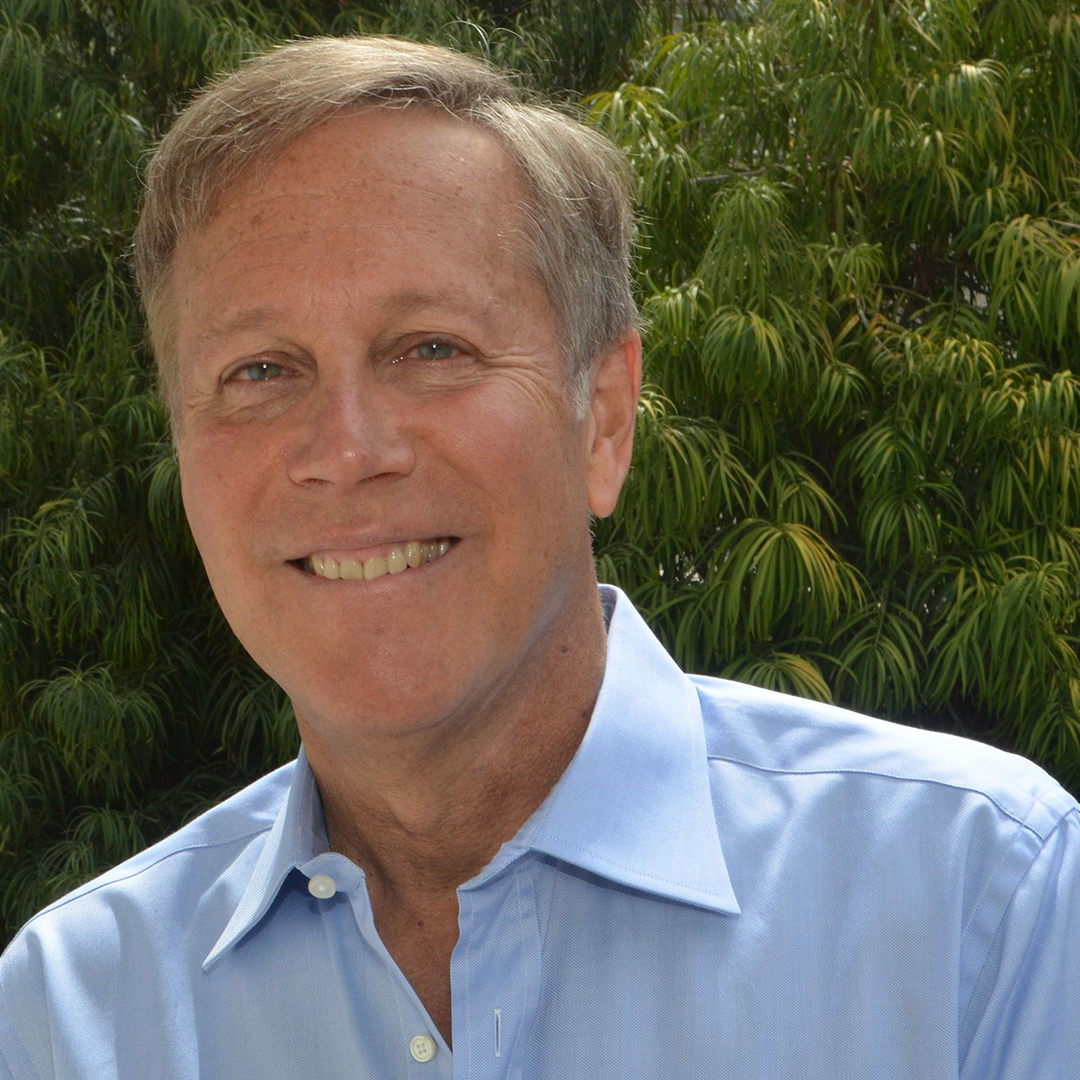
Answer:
[
  {"xmin": 415, "ymin": 341, "xmax": 455, "ymax": 360},
  {"xmin": 240, "ymin": 362, "xmax": 284, "ymax": 381}
]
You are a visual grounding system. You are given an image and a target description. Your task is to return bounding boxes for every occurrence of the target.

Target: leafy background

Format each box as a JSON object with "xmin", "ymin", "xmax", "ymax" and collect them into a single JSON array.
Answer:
[{"xmin": 2, "ymin": 0, "xmax": 1079, "ymax": 949}]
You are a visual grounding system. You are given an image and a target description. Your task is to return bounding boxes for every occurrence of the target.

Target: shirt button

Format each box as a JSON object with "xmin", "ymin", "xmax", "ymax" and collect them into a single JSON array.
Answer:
[
  {"xmin": 410, "ymin": 1035, "xmax": 437, "ymax": 1062},
  {"xmin": 307, "ymin": 874, "xmax": 337, "ymax": 899}
]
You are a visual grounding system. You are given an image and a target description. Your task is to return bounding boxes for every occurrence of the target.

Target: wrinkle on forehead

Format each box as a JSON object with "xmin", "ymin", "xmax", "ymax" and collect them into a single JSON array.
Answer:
[
  {"xmin": 206, "ymin": 107, "xmax": 524, "ymax": 220},
  {"xmin": 183, "ymin": 166, "xmax": 530, "ymax": 284},
  {"xmin": 171, "ymin": 107, "xmax": 554, "ymax": 361},
  {"xmin": 193, "ymin": 103, "xmax": 515, "ymax": 212},
  {"xmin": 198, "ymin": 285, "xmax": 511, "ymax": 348}
]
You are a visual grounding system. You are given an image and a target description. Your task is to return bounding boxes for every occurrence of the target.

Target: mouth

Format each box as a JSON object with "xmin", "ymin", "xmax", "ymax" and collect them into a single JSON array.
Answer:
[{"xmin": 290, "ymin": 538, "xmax": 456, "ymax": 581}]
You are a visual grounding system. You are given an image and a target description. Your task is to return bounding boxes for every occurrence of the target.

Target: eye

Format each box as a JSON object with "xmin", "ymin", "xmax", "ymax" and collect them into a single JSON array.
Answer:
[
  {"xmin": 415, "ymin": 341, "xmax": 455, "ymax": 360},
  {"xmin": 398, "ymin": 338, "xmax": 463, "ymax": 363},
  {"xmin": 232, "ymin": 361, "xmax": 286, "ymax": 382}
]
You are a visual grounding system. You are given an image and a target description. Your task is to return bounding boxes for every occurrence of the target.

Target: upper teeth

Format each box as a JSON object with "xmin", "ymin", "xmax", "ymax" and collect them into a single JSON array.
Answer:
[{"xmin": 307, "ymin": 539, "xmax": 451, "ymax": 581}]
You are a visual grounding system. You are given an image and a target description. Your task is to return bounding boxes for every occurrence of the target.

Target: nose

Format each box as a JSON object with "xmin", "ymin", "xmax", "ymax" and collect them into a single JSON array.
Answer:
[{"xmin": 286, "ymin": 381, "xmax": 415, "ymax": 488}]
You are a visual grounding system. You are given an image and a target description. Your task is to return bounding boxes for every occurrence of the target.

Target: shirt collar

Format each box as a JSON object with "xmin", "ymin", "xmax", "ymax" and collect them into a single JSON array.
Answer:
[
  {"xmin": 500, "ymin": 585, "xmax": 739, "ymax": 915},
  {"xmin": 205, "ymin": 585, "xmax": 738, "ymax": 966},
  {"xmin": 203, "ymin": 744, "xmax": 328, "ymax": 969}
]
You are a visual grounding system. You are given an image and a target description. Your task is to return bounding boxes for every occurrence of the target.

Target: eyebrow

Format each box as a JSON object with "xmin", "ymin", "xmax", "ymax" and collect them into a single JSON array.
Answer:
[
  {"xmin": 364, "ymin": 288, "xmax": 500, "ymax": 323},
  {"xmin": 202, "ymin": 306, "xmax": 280, "ymax": 342},
  {"xmin": 201, "ymin": 290, "xmax": 491, "ymax": 343}
]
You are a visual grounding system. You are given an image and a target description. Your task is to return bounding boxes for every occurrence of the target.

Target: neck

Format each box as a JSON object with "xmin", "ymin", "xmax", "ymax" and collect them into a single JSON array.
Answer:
[{"xmin": 297, "ymin": 587, "xmax": 608, "ymax": 900}]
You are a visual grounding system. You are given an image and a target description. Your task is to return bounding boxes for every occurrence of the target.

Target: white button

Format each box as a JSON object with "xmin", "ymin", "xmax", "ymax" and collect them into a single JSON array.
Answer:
[
  {"xmin": 410, "ymin": 1035, "xmax": 437, "ymax": 1062},
  {"xmin": 307, "ymin": 874, "xmax": 337, "ymax": 899}
]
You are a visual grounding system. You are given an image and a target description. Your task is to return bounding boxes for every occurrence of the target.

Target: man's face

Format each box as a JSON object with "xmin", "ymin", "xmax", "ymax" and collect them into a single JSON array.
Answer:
[{"xmin": 172, "ymin": 108, "xmax": 619, "ymax": 743}]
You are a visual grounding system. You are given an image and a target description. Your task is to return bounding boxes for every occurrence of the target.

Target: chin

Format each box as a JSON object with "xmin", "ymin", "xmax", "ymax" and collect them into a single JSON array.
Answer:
[{"xmin": 276, "ymin": 648, "xmax": 472, "ymax": 733}]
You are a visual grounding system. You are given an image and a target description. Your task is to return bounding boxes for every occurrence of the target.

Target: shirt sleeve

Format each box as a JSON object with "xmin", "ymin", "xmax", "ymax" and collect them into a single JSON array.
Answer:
[
  {"xmin": 0, "ymin": 991, "xmax": 42, "ymax": 1080},
  {"xmin": 960, "ymin": 805, "xmax": 1080, "ymax": 1079}
]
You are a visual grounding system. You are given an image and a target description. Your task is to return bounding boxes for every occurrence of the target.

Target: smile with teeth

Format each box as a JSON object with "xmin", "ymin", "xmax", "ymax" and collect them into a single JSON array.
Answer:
[{"xmin": 303, "ymin": 539, "xmax": 452, "ymax": 581}]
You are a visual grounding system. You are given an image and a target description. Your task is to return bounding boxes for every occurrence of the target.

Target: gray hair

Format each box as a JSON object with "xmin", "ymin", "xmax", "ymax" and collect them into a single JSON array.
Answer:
[{"xmin": 133, "ymin": 35, "xmax": 637, "ymax": 418}]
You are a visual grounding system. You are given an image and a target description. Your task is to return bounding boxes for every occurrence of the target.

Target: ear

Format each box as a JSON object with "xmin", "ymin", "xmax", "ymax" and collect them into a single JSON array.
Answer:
[{"xmin": 585, "ymin": 330, "xmax": 642, "ymax": 518}]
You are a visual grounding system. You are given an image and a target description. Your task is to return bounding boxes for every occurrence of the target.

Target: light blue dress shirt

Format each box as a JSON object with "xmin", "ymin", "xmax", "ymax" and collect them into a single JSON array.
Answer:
[{"xmin": 2, "ymin": 586, "xmax": 1078, "ymax": 1078}]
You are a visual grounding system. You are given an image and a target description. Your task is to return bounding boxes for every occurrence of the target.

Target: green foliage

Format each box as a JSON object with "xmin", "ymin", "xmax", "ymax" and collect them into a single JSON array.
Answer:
[
  {"xmin": 592, "ymin": 0, "xmax": 1080, "ymax": 796},
  {"xmin": 2, "ymin": 0, "xmax": 1079, "ymax": 950}
]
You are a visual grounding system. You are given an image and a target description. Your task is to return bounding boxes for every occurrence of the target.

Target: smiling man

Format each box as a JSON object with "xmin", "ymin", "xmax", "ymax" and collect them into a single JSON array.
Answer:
[
  {"xmin": 168, "ymin": 94, "xmax": 633, "ymax": 1044},
  {"xmin": 1, "ymin": 35, "xmax": 1078, "ymax": 1080}
]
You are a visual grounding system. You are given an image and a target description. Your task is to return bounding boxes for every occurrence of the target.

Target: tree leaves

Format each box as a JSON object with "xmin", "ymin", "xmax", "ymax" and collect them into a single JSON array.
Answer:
[{"xmin": 612, "ymin": 0, "xmax": 1080, "ymax": 793}]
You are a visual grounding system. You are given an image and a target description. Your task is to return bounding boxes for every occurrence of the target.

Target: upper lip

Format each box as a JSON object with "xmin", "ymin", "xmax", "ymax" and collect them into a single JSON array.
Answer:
[{"xmin": 284, "ymin": 529, "xmax": 455, "ymax": 561}]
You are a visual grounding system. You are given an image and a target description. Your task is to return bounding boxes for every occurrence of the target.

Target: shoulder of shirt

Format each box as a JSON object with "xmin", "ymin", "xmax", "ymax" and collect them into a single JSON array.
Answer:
[
  {"xmin": 691, "ymin": 674, "xmax": 1078, "ymax": 841},
  {"xmin": 7, "ymin": 760, "xmax": 294, "ymax": 936}
]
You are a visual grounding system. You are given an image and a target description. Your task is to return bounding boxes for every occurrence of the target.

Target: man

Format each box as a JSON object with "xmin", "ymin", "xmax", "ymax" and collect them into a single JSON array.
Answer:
[{"xmin": 1, "ymin": 35, "xmax": 1077, "ymax": 1080}]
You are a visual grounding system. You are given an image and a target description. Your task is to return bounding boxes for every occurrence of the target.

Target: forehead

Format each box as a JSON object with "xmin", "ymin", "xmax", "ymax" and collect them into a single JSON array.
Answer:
[
  {"xmin": 169, "ymin": 107, "xmax": 541, "ymax": 342},
  {"xmin": 192, "ymin": 106, "xmax": 529, "ymax": 263}
]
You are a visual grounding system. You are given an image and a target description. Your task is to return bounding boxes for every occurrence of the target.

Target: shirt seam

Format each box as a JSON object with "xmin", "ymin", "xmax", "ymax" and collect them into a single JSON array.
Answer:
[
  {"xmin": 15, "ymin": 824, "xmax": 276, "ymax": 931},
  {"xmin": 510, "ymin": 865, "xmax": 541, "ymax": 1071},
  {"xmin": 462, "ymin": 887, "xmax": 473, "ymax": 1071},
  {"xmin": 705, "ymin": 752, "xmax": 1059, "ymax": 841},
  {"xmin": 0, "ymin": 1037, "xmax": 37, "ymax": 1080},
  {"xmin": 0, "ymin": 993, "xmax": 42, "ymax": 1080},
  {"xmin": 0, "ymin": 964, "xmax": 47, "ymax": 1080},
  {"xmin": 957, "ymin": 807, "xmax": 1076, "ymax": 1068}
]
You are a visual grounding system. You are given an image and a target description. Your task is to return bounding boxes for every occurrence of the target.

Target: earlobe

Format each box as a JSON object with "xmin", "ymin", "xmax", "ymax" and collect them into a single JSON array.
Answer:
[{"xmin": 585, "ymin": 330, "xmax": 642, "ymax": 518}]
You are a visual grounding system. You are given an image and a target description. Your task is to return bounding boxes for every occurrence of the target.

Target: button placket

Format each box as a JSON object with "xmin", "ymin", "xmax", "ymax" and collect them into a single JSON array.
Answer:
[{"xmin": 454, "ymin": 862, "xmax": 542, "ymax": 1078}]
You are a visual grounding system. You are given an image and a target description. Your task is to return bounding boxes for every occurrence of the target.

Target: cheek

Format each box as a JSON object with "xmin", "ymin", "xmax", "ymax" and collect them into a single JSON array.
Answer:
[
  {"xmin": 440, "ymin": 382, "xmax": 585, "ymax": 485},
  {"xmin": 475, "ymin": 432, "xmax": 590, "ymax": 573},
  {"xmin": 460, "ymin": 416, "xmax": 574, "ymax": 524},
  {"xmin": 178, "ymin": 430, "xmax": 254, "ymax": 555}
]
